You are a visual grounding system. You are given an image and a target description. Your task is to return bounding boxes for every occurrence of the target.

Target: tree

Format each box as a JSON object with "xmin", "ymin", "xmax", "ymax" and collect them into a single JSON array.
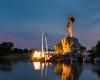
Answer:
[
  {"xmin": 0, "ymin": 42, "xmax": 14, "ymax": 56},
  {"xmin": 0, "ymin": 42, "xmax": 13, "ymax": 50},
  {"xmin": 79, "ymin": 45, "xmax": 86, "ymax": 51},
  {"xmin": 13, "ymin": 48, "xmax": 23, "ymax": 54},
  {"xmin": 53, "ymin": 43, "xmax": 63, "ymax": 55},
  {"xmin": 23, "ymin": 49, "xmax": 29, "ymax": 53},
  {"xmin": 90, "ymin": 40, "xmax": 100, "ymax": 58},
  {"xmin": 95, "ymin": 40, "xmax": 100, "ymax": 57},
  {"xmin": 95, "ymin": 40, "xmax": 100, "ymax": 53}
]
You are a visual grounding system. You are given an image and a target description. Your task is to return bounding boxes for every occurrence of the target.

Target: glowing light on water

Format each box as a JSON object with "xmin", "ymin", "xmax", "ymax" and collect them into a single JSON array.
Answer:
[
  {"xmin": 62, "ymin": 64, "xmax": 71, "ymax": 80},
  {"xmin": 33, "ymin": 62, "xmax": 40, "ymax": 70}
]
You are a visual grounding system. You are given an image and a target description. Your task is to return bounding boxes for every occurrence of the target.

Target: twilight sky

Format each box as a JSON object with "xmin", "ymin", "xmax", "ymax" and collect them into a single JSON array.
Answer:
[{"xmin": 0, "ymin": 0, "xmax": 100, "ymax": 49}]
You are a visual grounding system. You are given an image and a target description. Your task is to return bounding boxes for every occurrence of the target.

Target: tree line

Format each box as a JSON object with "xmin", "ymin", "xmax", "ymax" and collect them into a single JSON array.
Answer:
[
  {"xmin": 90, "ymin": 40, "xmax": 100, "ymax": 57},
  {"xmin": 0, "ymin": 42, "xmax": 29, "ymax": 57}
]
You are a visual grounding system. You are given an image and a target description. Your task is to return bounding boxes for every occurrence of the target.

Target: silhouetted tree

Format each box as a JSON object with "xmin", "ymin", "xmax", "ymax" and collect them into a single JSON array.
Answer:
[
  {"xmin": 95, "ymin": 40, "xmax": 100, "ymax": 53},
  {"xmin": 79, "ymin": 45, "xmax": 86, "ymax": 51},
  {"xmin": 95, "ymin": 40, "xmax": 100, "ymax": 57},
  {"xmin": 0, "ymin": 42, "xmax": 14, "ymax": 56},
  {"xmin": 13, "ymin": 48, "xmax": 23, "ymax": 54},
  {"xmin": 23, "ymin": 49, "xmax": 29, "ymax": 53},
  {"xmin": 90, "ymin": 40, "xmax": 100, "ymax": 58}
]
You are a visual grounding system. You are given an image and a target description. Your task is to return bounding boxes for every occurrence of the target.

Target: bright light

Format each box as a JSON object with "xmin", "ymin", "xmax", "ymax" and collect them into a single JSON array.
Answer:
[
  {"xmin": 32, "ymin": 62, "xmax": 45, "ymax": 71},
  {"xmin": 42, "ymin": 52, "xmax": 44, "ymax": 57},
  {"xmin": 33, "ymin": 51, "xmax": 41, "ymax": 58},
  {"xmin": 33, "ymin": 62, "xmax": 40, "ymax": 70}
]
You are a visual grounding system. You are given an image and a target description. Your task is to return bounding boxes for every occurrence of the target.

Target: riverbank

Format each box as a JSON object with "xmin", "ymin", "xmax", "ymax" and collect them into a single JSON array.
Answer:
[
  {"xmin": 0, "ymin": 55, "xmax": 29, "ymax": 61},
  {"xmin": 30, "ymin": 54, "xmax": 100, "ymax": 63}
]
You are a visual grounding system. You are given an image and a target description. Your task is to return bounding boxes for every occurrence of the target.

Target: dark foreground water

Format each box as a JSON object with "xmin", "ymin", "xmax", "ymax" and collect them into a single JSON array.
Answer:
[{"xmin": 0, "ymin": 60, "xmax": 100, "ymax": 80}]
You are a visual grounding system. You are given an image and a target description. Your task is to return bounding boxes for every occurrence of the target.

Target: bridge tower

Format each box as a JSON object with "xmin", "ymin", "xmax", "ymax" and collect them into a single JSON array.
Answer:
[{"xmin": 41, "ymin": 32, "xmax": 48, "ymax": 57}]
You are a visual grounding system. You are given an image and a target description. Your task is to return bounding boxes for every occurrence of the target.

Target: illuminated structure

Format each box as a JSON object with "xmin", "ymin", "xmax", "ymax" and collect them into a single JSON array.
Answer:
[
  {"xmin": 42, "ymin": 32, "xmax": 48, "ymax": 57},
  {"xmin": 67, "ymin": 16, "xmax": 75, "ymax": 38},
  {"xmin": 31, "ymin": 32, "xmax": 48, "ymax": 60},
  {"xmin": 68, "ymin": 16, "xmax": 75, "ymax": 47},
  {"xmin": 61, "ymin": 16, "xmax": 75, "ymax": 53},
  {"xmin": 61, "ymin": 37, "xmax": 71, "ymax": 53},
  {"xmin": 31, "ymin": 32, "xmax": 53, "ymax": 61}
]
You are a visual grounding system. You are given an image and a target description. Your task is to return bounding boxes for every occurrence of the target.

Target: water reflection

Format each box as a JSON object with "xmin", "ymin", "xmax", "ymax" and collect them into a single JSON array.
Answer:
[
  {"xmin": 32, "ymin": 62, "xmax": 100, "ymax": 80},
  {"xmin": 54, "ymin": 63, "xmax": 72, "ymax": 80},
  {"xmin": 0, "ymin": 60, "xmax": 99, "ymax": 80},
  {"xmin": 93, "ymin": 63, "xmax": 100, "ymax": 77},
  {"xmin": 32, "ymin": 62, "xmax": 49, "ymax": 80},
  {"xmin": 32, "ymin": 62, "xmax": 74, "ymax": 80},
  {"xmin": 0, "ymin": 59, "xmax": 12, "ymax": 72},
  {"xmin": 33, "ymin": 62, "xmax": 41, "ymax": 70},
  {"xmin": 62, "ymin": 64, "xmax": 71, "ymax": 80}
]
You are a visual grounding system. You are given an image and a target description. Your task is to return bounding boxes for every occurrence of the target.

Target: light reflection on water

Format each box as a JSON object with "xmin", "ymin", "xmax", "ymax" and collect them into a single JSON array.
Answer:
[
  {"xmin": 0, "ymin": 59, "xmax": 100, "ymax": 80},
  {"xmin": 62, "ymin": 64, "xmax": 71, "ymax": 80},
  {"xmin": 32, "ymin": 62, "xmax": 50, "ymax": 80},
  {"xmin": 32, "ymin": 62, "xmax": 100, "ymax": 80},
  {"xmin": 33, "ymin": 62, "xmax": 41, "ymax": 70}
]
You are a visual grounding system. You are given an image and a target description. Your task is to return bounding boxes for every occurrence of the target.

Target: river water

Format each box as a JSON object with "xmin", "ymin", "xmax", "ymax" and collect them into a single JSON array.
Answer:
[{"xmin": 0, "ymin": 59, "xmax": 100, "ymax": 80}]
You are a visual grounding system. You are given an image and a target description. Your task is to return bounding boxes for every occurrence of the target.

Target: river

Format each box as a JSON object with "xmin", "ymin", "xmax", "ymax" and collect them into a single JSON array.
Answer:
[{"xmin": 0, "ymin": 59, "xmax": 100, "ymax": 80}]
